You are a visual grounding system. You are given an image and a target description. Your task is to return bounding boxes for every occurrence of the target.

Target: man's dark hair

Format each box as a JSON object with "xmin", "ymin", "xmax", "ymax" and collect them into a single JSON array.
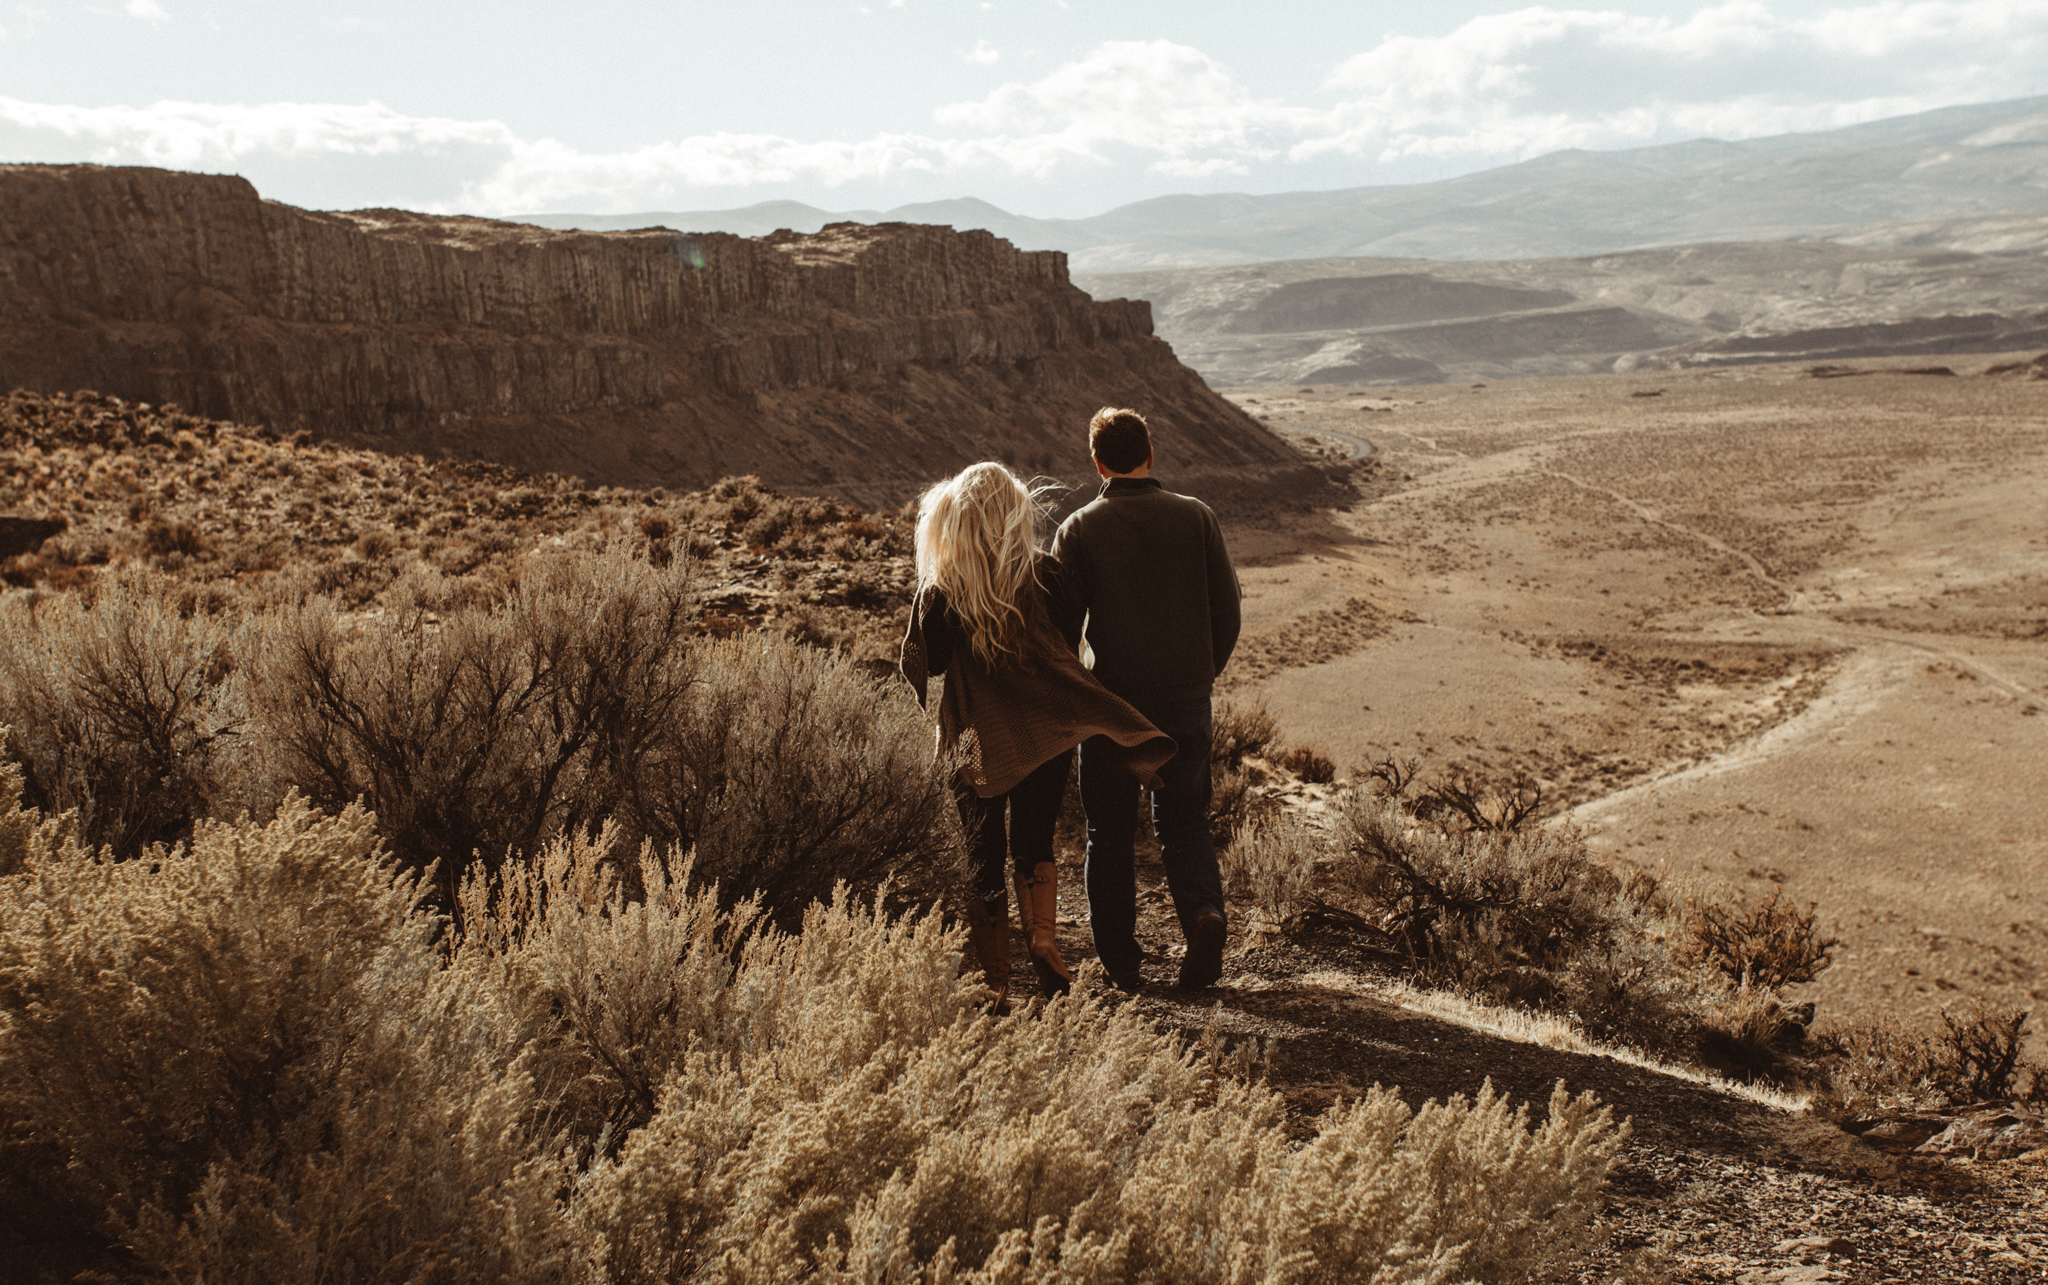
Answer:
[{"xmin": 1089, "ymin": 407, "xmax": 1152, "ymax": 474}]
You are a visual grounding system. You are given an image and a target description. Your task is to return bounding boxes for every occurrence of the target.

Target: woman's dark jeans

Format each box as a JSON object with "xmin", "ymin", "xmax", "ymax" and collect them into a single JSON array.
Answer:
[
  {"xmin": 1078, "ymin": 696, "xmax": 1226, "ymax": 976},
  {"xmin": 955, "ymin": 749, "xmax": 1072, "ymax": 907}
]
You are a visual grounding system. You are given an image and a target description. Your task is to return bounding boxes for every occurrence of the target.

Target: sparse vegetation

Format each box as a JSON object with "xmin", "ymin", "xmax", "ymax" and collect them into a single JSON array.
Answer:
[
  {"xmin": 0, "ymin": 550, "xmax": 955, "ymax": 912},
  {"xmin": 1680, "ymin": 888, "xmax": 1840, "ymax": 992},
  {"xmin": 0, "ymin": 390, "xmax": 917, "ymax": 661},
  {"xmin": 1816, "ymin": 1000, "xmax": 2048, "ymax": 1113},
  {"xmin": 1206, "ymin": 756, "xmax": 1874, "ymax": 1086},
  {"xmin": 1220, "ymin": 809, "xmax": 1318, "ymax": 931},
  {"xmin": 1274, "ymin": 741, "xmax": 1337, "ymax": 784},
  {"xmin": 10, "ymin": 378, "xmax": 2042, "ymax": 1278},
  {"xmin": 0, "ymin": 766, "xmax": 1630, "ymax": 1283},
  {"xmin": 1210, "ymin": 697, "xmax": 1279, "ymax": 767}
]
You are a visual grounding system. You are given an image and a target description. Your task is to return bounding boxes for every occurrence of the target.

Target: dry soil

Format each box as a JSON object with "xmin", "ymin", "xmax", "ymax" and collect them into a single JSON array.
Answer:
[{"xmin": 1217, "ymin": 355, "xmax": 2047, "ymax": 1039}]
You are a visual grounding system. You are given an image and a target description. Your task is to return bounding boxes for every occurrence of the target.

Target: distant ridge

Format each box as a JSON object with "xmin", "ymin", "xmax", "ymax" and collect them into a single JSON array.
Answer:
[
  {"xmin": 1076, "ymin": 241, "xmax": 2048, "ymax": 387},
  {"xmin": 513, "ymin": 96, "xmax": 2048, "ymax": 269}
]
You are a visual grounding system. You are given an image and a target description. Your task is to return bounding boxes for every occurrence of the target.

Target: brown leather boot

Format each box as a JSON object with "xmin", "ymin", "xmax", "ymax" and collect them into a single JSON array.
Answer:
[
  {"xmin": 962, "ymin": 896, "xmax": 1011, "ymax": 1009},
  {"xmin": 1015, "ymin": 861, "xmax": 1073, "ymax": 998}
]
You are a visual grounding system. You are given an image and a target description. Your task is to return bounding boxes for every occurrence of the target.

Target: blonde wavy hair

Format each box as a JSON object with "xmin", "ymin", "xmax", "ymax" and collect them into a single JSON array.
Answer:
[{"xmin": 914, "ymin": 462, "xmax": 1049, "ymax": 667}]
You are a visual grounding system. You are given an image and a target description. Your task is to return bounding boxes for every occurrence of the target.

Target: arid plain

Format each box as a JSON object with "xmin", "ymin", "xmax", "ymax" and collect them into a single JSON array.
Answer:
[{"xmin": 1213, "ymin": 356, "xmax": 2048, "ymax": 1036}]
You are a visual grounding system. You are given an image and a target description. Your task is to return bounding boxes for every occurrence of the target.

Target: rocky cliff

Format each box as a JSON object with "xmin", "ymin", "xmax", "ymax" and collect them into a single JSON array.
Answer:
[{"xmin": 0, "ymin": 164, "xmax": 1316, "ymax": 506}]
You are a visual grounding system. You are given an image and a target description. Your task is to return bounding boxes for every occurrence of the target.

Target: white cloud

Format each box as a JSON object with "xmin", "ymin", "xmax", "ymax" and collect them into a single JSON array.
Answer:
[
  {"xmin": 123, "ymin": 0, "xmax": 168, "ymax": 23},
  {"xmin": 0, "ymin": 97, "xmax": 513, "ymax": 169},
  {"xmin": 961, "ymin": 38, "xmax": 999, "ymax": 64},
  {"xmin": 935, "ymin": 39, "xmax": 1311, "ymax": 175},
  {"xmin": 5, "ymin": 1, "xmax": 2046, "ymax": 213},
  {"xmin": 1305, "ymin": 0, "xmax": 2048, "ymax": 165}
]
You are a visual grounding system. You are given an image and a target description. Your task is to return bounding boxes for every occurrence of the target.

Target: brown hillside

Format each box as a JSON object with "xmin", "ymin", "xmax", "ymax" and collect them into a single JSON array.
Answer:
[{"xmin": 0, "ymin": 164, "xmax": 1321, "ymax": 509}]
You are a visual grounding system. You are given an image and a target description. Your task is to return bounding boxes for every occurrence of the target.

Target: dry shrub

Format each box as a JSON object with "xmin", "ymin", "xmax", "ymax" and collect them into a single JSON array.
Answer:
[
  {"xmin": 350, "ymin": 526, "xmax": 400, "ymax": 560},
  {"xmin": 1418, "ymin": 772, "xmax": 1544, "ymax": 833},
  {"xmin": 0, "ymin": 792, "xmax": 566, "ymax": 1283},
  {"xmin": 1221, "ymin": 810, "xmax": 1318, "ymax": 929},
  {"xmin": 1938, "ymin": 1001, "xmax": 2041, "ymax": 1102},
  {"xmin": 1275, "ymin": 742, "xmax": 1337, "ymax": 784},
  {"xmin": 1818, "ymin": 1000, "xmax": 2046, "ymax": 1111},
  {"xmin": 0, "ymin": 778, "xmax": 1630, "ymax": 1283},
  {"xmin": 1680, "ymin": 888, "xmax": 1839, "ymax": 990},
  {"xmin": 630, "ymin": 633, "xmax": 965, "ymax": 921},
  {"xmin": 1694, "ymin": 984, "xmax": 1814, "ymax": 1081},
  {"xmin": 455, "ymin": 825, "xmax": 757, "ymax": 1144},
  {"xmin": 138, "ymin": 516, "xmax": 207, "ymax": 560},
  {"xmin": 0, "ymin": 572, "xmax": 250, "ymax": 856},
  {"xmin": 1331, "ymin": 789, "xmax": 1622, "ymax": 976},
  {"xmin": 254, "ymin": 546, "xmax": 698, "ymax": 893},
  {"xmin": 1208, "ymin": 761, "xmax": 1279, "ymax": 846},
  {"xmin": 1210, "ymin": 697, "xmax": 1278, "ymax": 768},
  {"xmin": 0, "ymin": 543, "xmax": 953, "ymax": 926},
  {"xmin": 542, "ymin": 867, "xmax": 1627, "ymax": 1283},
  {"xmin": 1363, "ymin": 752, "xmax": 1425, "ymax": 799},
  {"xmin": 1320, "ymin": 786, "xmax": 1759, "ymax": 1062}
]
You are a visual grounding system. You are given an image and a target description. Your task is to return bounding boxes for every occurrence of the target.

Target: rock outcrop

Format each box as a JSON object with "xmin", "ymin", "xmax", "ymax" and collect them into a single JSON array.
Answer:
[{"xmin": 0, "ymin": 164, "xmax": 1317, "ymax": 507}]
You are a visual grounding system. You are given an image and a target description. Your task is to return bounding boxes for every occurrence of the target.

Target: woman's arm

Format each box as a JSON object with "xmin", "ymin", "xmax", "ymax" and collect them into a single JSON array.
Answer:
[{"xmin": 921, "ymin": 587, "xmax": 956, "ymax": 676}]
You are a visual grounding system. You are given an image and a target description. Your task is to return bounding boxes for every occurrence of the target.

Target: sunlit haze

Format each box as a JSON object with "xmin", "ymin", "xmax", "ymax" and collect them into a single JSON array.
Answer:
[{"xmin": 3, "ymin": 0, "xmax": 2046, "ymax": 217}]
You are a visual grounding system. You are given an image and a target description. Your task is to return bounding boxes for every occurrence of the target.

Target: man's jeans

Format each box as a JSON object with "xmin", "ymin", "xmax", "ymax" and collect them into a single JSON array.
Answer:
[{"xmin": 1078, "ymin": 696, "xmax": 1227, "ymax": 977}]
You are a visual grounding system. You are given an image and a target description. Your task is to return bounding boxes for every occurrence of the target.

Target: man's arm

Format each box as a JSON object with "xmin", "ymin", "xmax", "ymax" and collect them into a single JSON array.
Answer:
[
  {"xmin": 1045, "ymin": 521, "xmax": 1090, "ymax": 649},
  {"xmin": 1205, "ymin": 510, "xmax": 1241, "ymax": 674}
]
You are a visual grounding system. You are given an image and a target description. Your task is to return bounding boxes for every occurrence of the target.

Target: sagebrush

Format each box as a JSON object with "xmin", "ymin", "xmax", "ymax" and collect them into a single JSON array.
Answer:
[
  {"xmin": 0, "ymin": 547, "xmax": 958, "ymax": 913},
  {"xmin": 0, "ymin": 780, "xmax": 1631, "ymax": 1283}
]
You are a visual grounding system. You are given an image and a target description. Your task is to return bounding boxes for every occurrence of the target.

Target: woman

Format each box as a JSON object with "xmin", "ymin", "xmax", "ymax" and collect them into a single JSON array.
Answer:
[{"xmin": 900, "ymin": 462, "xmax": 1175, "ymax": 1005}]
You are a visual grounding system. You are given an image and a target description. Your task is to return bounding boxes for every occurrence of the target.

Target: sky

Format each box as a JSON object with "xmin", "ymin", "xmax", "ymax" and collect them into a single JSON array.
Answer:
[{"xmin": 2, "ymin": 0, "xmax": 2045, "ymax": 218}]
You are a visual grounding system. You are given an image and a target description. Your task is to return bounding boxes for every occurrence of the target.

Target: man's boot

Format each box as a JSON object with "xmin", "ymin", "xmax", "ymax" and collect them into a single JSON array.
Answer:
[
  {"xmin": 1178, "ymin": 909, "xmax": 1227, "ymax": 990},
  {"xmin": 962, "ymin": 896, "xmax": 1011, "ymax": 1010},
  {"xmin": 1015, "ymin": 861, "xmax": 1073, "ymax": 998}
]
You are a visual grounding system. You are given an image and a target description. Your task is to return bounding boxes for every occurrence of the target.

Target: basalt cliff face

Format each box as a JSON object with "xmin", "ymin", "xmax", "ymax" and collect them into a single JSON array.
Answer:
[{"xmin": 0, "ymin": 164, "xmax": 1314, "ymax": 506}]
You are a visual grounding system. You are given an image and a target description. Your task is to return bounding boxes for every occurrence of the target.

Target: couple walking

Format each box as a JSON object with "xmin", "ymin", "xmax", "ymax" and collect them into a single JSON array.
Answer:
[{"xmin": 900, "ymin": 407, "xmax": 1241, "ymax": 1005}]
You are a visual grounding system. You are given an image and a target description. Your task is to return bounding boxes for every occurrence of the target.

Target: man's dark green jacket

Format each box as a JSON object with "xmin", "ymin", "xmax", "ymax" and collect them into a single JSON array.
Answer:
[{"xmin": 1048, "ymin": 476, "xmax": 1241, "ymax": 706}]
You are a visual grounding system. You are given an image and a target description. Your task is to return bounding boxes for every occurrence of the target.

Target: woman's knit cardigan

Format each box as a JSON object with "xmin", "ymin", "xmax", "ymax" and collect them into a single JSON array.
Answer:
[{"xmin": 900, "ymin": 560, "xmax": 1176, "ymax": 798}]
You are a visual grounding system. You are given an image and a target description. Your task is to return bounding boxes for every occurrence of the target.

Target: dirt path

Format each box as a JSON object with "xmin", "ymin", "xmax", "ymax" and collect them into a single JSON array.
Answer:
[
  {"xmin": 1262, "ymin": 420, "xmax": 1379, "ymax": 461},
  {"xmin": 1803, "ymin": 622, "xmax": 2047, "ymax": 711},
  {"xmin": 1296, "ymin": 426, "xmax": 1378, "ymax": 460},
  {"xmin": 1539, "ymin": 468, "xmax": 1797, "ymax": 598}
]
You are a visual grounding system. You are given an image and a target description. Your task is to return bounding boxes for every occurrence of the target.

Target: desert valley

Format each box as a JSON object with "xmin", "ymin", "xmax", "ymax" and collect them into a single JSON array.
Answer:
[
  {"xmin": 1214, "ymin": 362, "xmax": 2047, "ymax": 1035},
  {"xmin": 2, "ymin": 100, "xmax": 2047, "ymax": 1281}
]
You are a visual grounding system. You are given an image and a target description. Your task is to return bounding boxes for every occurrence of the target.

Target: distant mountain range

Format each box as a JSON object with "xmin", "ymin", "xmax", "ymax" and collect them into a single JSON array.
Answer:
[
  {"xmin": 1074, "ymin": 242, "xmax": 2048, "ymax": 387},
  {"xmin": 514, "ymin": 96, "xmax": 2048, "ymax": 269}
]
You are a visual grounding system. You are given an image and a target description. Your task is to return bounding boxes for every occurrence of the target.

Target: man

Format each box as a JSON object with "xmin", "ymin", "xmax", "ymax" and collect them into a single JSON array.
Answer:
[{"xmin": 1049, "ymin": 406, "xmax": 1241, "ymax": 990}]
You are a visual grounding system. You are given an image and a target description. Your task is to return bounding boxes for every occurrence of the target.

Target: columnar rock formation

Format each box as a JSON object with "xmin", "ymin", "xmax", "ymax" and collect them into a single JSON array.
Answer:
[{"xmin": 0, "ymin": 164, "xmax": 1316, "ymax": 506}]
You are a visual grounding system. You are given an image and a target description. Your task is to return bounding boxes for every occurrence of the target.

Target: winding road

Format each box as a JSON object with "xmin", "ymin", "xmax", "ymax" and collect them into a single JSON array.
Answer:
[{"xmin": 1267, "ymin": 420, "xmax": 1379, "ymax": 461}]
